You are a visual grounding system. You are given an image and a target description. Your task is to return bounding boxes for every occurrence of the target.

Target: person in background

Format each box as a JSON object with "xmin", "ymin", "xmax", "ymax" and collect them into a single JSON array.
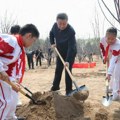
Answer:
[
  {"xmin": 26, "ymin": 50, "xmax": 35, "ymax": 69},
  {"xmin": 88, "ymin": 53, "xmax": 93, "ymax": 63},
  {"xmin": 35, "ymin": 48, "xmax": 44, "ymax": 67},
  {"xmin": 10, "ymin": 25, "xmax": 21, "ymax": 35},
  {"xmin": 47, "ymin": 47, "xmax": 53, "ymax": 67}
]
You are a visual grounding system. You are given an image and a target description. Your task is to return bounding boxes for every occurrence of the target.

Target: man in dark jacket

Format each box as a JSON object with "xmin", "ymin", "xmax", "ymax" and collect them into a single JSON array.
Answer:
[{"xmin": 49, "ymin": 13, "xmax": 77, "ymax": 95}]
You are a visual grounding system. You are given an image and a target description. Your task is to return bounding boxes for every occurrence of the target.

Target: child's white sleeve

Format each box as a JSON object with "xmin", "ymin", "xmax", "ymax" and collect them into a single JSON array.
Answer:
[
  {"xmin": 108, "ymin": 55, "xmax": 118, "ymax": 75},
  {"xmin": 0, "ymin": 60, "xmax": 5, "ymax": 72}
]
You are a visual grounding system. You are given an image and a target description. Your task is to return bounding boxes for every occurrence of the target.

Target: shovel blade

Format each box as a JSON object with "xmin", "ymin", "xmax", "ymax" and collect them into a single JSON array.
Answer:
[
  {"xmin": 68, "ymin": 85, "xmax": 88, "ymax": 96},
  {"xmin": 102, "ymin": 96, "xmax": 112, "ymax": 107},
  {"xmin": 77, "ymin": 85, "xmax": 88, "ymax": 91}
]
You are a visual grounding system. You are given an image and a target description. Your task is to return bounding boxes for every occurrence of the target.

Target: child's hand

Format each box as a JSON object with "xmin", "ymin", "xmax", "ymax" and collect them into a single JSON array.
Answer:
[
  {"xmin": 0, "ymin": 72, "xmax": 9, "ymax": 81},
  {"xmin": 105, "ymin": 74, "xmax": 111, "ymax": 81},
  {"xmin": 103, "ymin": 59, "xmax": 106, "ymax": 64}
]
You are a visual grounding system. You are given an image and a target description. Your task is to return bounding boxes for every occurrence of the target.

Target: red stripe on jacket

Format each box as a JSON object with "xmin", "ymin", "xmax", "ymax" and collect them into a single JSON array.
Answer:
[
  {"xmin": 15, "ymin": 35, "xmax": 25, "ymax": 83},
  {"xmin": 0, "ymin": 37, "xmax": 14, "ymax": 55},
  {"xmin": 100, "ymin": 43, "xmax": 105, "ymax": 57},
  {"xmin": 112, "ymin": 50, "xmax": 120, "ymax": 56}
]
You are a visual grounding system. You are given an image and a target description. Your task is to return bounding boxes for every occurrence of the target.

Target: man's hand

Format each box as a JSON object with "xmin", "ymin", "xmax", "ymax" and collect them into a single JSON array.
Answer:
[
  {"xmin": 51, "ymin": 44, "xmax": 56, "ymax": 48},
  {"xmin": 105, "ymin": 74, "xmax": 111, "ymax": 81},
  {"xmin": 64, "ymin": 62, "xmax": 69, "ymax": 67},
  {"xmin": 0, "ymin": 72, "xmax": 9, "ymax": 81}
]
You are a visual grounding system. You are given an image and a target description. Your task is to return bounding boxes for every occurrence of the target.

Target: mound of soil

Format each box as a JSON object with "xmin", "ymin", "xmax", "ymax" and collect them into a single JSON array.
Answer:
[
  {"xmin": 16, "ymin": 92, "xmax": 109, "ymax": 120},
  {"xmin": 16, "ymin": 91, "xmax": 93, "ymax": 120}
]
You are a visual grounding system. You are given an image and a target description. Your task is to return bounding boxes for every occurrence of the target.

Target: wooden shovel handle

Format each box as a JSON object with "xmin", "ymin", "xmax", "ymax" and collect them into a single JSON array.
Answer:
[
  {"xmin": 4, "ymin": 79, "xmax": 26, "ymax": 96},
  {"xmin": 105, "ymin": 80, "xmax": 109, "ymax": 86},
  {"xmin": 105, "ymin": 64, "xmax": 109, "ymax": 87},
  {"xmin": 54, "ymin": 47, "xmax": 74, "ymax": 81},
  {"xmin": 3, "ymin": 79, "xmax": 37, "ymax": 103}
]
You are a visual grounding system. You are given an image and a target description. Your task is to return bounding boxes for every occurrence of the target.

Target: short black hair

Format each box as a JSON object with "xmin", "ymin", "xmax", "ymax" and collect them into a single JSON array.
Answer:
[
  {"xmin": 106, "ymin": 27, "xmax": 117, "ymax": 36},
  {"xmin": 56, "ymin": 13, "xmax": 68, "ymax": 21},
  {"xmin": 10, "ymin": 25, "xmax": 20, "ymax": 34},
  {"xmin": 19, "ymin": 24, "xmax": 39, "ymax": 38}
]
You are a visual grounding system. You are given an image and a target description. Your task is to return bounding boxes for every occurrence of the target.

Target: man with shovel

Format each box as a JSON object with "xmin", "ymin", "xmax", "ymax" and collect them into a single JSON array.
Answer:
[
  {"xmin": 49, "ymin": 13, "xmax": 77, "ymax": 95},
  {"xmin": 100, "ymin": 27, "xmax": 120, "ymax": 101},
  {"xmin": 0, "ymin": 24, "xmax": 39, "ymax": 120}
]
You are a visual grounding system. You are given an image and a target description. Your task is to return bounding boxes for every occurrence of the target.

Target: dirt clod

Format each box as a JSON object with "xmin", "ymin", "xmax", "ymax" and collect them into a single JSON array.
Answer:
[{"xmin": 95, "ymin": 108, "xmax": 109, "ymax": 120}]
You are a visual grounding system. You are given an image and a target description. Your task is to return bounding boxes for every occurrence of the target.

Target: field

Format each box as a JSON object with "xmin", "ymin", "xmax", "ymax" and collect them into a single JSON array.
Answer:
[{"xmin": 17, "ymin": 56, "xmax": 120, "ymax": 120}]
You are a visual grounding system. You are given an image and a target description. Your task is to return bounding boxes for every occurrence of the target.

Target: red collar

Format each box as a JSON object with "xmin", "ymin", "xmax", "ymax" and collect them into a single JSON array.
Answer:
[{"xmin": 15, "ymin": 35, "xmax": 24, "ymax": 49}]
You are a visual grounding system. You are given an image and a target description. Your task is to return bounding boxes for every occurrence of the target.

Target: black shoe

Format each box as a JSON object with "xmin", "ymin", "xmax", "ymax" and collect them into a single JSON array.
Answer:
[
  {"xmin": 66, "ymin": 90, "xmax": 73, "ymax": 96},
  {"xmin": 50, "ymin": 86, "xmax": 60, "ymax": 91},
  {"xmin": 17, "ymin": 117, "xmax": 25, "ymax": 120}
]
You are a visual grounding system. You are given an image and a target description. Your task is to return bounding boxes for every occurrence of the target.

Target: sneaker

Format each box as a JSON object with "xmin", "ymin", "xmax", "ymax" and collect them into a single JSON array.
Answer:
[
  {"xmin": 66, "ymin": 90, "xmax": 73, "ymax": 96},
  {"xmin": 50, "ymin": 86, "xmax": 60, "ymax": 91}
]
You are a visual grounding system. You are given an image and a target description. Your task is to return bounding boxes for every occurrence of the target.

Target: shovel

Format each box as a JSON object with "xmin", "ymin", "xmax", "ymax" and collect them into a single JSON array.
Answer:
[
  {"xmin": 4, "ymin": 79, "xmax": 46, "ymax": 105},
  {"xmin": 20, "ymin": 84, "xmax": 33, "ymax": 95},
  {"xmin": 102, "ymin": 80, "xmax": 113, "ymax": 107},
  {"xmin": 102, "ymin": 63, "xmax": 113, "ymax": 107},
  {"xmin": 54, "ymin": 47, "xmax": 88, "ymax": 100}
]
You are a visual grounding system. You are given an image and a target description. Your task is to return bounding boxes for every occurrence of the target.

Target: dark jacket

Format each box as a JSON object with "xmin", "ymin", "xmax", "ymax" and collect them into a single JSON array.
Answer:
[
  {"xmin": 35, "ymin": 50, "xmax": 44, "ymax": 59},
  {"xmin": 26, "ymin": 51, "xmax": 35, "ymax": 59},
  {"xmin": 49, "ymin": 23, "xmax": 77, "ymax": 61}
]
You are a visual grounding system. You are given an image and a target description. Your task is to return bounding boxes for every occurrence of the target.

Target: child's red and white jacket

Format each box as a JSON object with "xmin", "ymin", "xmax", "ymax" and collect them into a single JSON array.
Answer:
[
  {"xmin": 0, "ymin": 34, "xmax": 25, "ymax": 83},
  {"xmin": 100, "ymin": 37, "xmax": 120, "ymax": 75}
]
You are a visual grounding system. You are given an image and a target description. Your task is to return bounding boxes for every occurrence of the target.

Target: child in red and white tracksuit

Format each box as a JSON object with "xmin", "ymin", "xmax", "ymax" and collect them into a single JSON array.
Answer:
[
  {"xmin": 100, "ymin": 27, "xmax": 120, "ymax": 100},
  {"xmin": 0, "ymin": 24, "xmax": 39, "ymax": 120},
  {"xmin": 0, "ymin": 34, "xmax": 25, "ymax": 120}
]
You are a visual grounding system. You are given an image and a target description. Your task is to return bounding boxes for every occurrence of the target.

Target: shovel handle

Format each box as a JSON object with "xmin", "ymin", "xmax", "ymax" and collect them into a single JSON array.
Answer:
[
  {"xmin": 4, "ymin": 79, "xmax": 35, "ymax": 102},
  {"xmin": 54, "ymin": 47, "xmax": 75, "ymax": 81},
  {"xmin": 105, "ymin": 64, "xmax": 109, "ymax": 87},
  {"xmin": 4, "ymin": 79, "xmax": 26, "ymax": 95},
  {"xmin": 105, "ymin": 80, "xmax": 109, "ymax": 86},
  {"xmin": 20, "ymin": 84, "xmax": 33, "ymax": 95}
]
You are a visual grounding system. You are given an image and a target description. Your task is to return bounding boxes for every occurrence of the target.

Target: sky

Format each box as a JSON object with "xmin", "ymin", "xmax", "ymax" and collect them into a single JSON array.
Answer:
[{"xmin": 0, "ymin": 0, "xmax": 119, "ymax": 39}]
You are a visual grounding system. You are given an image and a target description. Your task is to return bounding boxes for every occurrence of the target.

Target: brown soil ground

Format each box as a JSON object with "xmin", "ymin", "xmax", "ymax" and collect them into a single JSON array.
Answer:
[{"xmin": 16, "ymin": 56, "xmax": 120, "ymax": 120}]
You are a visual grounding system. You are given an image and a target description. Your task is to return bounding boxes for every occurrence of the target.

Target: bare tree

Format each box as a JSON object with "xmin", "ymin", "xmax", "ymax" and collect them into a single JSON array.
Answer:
[
  {"xmin": 91, "ymin": 7, "xmax": 100, "ymax": 40},
  {"xmin": 0, "ymin": 11, "xmax": 17, "ymax": 33},
  {"xmin": 98, "ymin": 0, "xmax": 120, "ymax": 31},
  {"xmin": 91, "ymin": 7, "xmax": 101, "ymax": 55}
]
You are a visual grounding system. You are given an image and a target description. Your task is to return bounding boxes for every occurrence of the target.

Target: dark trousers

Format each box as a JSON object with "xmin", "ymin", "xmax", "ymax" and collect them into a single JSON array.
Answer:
[
  {"xmin": 36, "ymin": 57, "xmax": 42, "ymax": 66},
  {"xmin": 53, "ymin": 55, "xmax": 75, "ymax": 91},
  {"xmin": 27, "ymin": 57, "xmax": 34, "ymax": 69},
  {"xmin": 48, "ymin": 56, "xmax": 51, "ymax": 67}
]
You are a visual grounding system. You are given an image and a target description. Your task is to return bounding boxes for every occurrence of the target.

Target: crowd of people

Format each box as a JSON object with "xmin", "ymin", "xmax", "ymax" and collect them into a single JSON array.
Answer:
[{"xmin": 26, "ymin": 47, "xmax": 54, "ymax": 69}]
